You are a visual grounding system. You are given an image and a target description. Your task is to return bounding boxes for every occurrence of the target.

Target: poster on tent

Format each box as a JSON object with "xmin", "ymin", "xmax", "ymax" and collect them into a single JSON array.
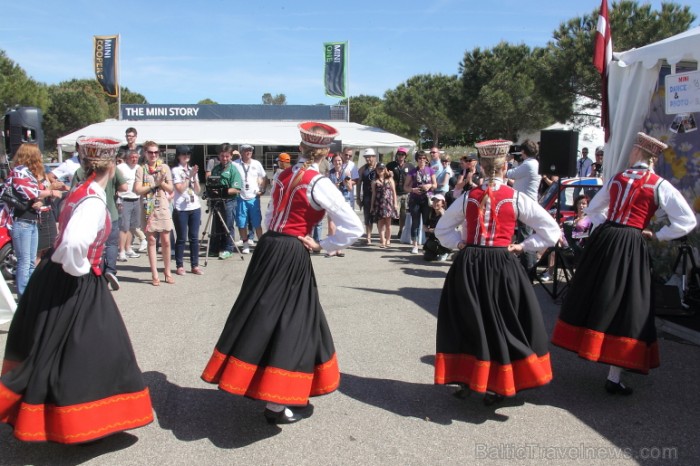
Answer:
[{"xmin": 642, "ymin": 66, "xmax": 700, "ymax": 276}]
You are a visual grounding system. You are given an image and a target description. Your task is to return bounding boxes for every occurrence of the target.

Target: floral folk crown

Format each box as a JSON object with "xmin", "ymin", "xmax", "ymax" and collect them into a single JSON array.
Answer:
[
  {"xmin": 475, "ymin": 139, "xmax": 513, "ymax": 158},
  {"xmin": 633, "ymin": 132, "xmax": 667, "ymax": 157},
  {"xmin": 298, "ymin": 121, "xmax": 339, "ymax": 148},
  {"xmin": 76, "ymin": 136, "xmax": 122, "ymax": 161}
]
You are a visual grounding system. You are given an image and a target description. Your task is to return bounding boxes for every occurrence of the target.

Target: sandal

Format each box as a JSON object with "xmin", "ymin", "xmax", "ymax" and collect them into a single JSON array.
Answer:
[
  {"xmin": 164, "ymin": 275, "xmax": 175, "ymax": 284},
  {"xmin": 152, "ymin": 276, "xmax": 161, "ymax": 286}
]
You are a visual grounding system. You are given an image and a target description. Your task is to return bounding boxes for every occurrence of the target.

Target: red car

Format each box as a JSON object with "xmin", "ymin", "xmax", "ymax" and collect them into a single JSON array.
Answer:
[{"xmin": 539, "ymin": 177, "xmax": 603, "ymax": 224}]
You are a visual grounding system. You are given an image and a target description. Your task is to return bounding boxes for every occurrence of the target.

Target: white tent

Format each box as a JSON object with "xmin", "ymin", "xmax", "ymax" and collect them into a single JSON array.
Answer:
[
  {"xmin": 56, "ymin": 120, "xmax": 415, "ymax": 158},
  {"xmin": 607, "ymin": 26, "xmax": 700, "ymax": 175}
]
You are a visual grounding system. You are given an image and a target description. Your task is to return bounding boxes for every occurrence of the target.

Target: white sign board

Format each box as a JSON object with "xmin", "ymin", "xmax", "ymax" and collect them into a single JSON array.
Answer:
[{"xmin": 665, "ymin": 71, "xmax": 700, "ymax": 114}]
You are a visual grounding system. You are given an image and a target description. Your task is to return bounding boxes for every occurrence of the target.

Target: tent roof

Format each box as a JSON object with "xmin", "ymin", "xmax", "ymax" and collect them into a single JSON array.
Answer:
[
  {"xmin": 616, "ymin": 26, "xmax": 700, "ymax": 68},
  {"xmin": 56, "ymin": 120, "xmax": 415, "ymax": 152}
]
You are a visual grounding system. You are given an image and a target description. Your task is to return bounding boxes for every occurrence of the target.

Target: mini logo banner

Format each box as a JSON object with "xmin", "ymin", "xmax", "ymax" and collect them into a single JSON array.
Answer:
[
  {"xmin": 94, "ymin": 35, "xmax": 119, "ymax": 97},
  {"xmin": 324, "ymin": 42, "xmax": 347, "ymax": 98}
]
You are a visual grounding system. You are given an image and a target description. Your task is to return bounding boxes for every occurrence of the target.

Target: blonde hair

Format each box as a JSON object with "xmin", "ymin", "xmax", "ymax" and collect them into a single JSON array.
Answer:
[
  {"xmin": 13, "ymin": 143, "xmax": 45, "ymax": 179},
  {"xmin": 478, "ymin": 156, "xmax": 506, "ymax": 212}
]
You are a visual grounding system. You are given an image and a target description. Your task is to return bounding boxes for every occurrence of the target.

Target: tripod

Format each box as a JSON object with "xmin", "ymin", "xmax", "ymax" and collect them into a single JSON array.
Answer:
[
  {"xmin": 670, "ymin": 236, "xmax": 699, "ymax": 312},
  {"xmin": 200, "ymin": 199, "xmax": 244, "ymax": 265},
  {"xmin": 531, "ymin": 177, "xmax": 574, "ymax": 300}
]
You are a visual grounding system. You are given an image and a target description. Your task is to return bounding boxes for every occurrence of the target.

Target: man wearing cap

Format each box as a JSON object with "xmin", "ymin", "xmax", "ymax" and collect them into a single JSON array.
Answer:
[
  {"xmin": 233, "ymin": 144, "xmax": 266, "ymax": 254},
  {"xmin": 271, "ymin": 152, "xmax": 292, "ymax": 184},
  {"xmin": 592, "ymin": 147, "xmax": 604, "ymax": 178},
  {"xmin": 210, "ymin": 143, "xmax": 243, "ymax": 260},
  {"xmin": 552, "ymin": 132, "xmax": 696, "ymax": 395},
  {"xmin": 357, "ymin": 148, "xmax": 379, "ymax": 244},
  {"xmin": 386, "ymin": 147, "xmax": 414, "ymax": 237}
]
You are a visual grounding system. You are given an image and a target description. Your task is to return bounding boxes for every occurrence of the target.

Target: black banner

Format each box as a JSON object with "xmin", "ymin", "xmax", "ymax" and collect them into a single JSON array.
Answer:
[
  {"xmin": 94, "ymin": 35, "xmax": 118, "ymax": 97},
  {"xmin": 324, "ymin": 42, "xmax": 346, "ymax": 98}
]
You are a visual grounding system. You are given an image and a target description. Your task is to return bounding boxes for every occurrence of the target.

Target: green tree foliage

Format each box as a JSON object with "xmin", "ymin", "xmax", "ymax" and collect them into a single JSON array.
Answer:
[
  {"xmin": 198, "ymin": 98, "xmax": 218, "ymax": 104},
  {"xmin": 457, "ymin": 43, "xmax": 553, "ymax": 142},
  {"xmin": 340, "ymin": 95, "xmax": 382, "ymax": 124},
  {"xmin": 0, "ymin": 50, "xmax": 49, "ymax": 112},
  {"xmin": 262, "ymin": 93, "xmax": 287, "ymax": 105},
  {"xmin": 383, "ymin": 74, "xmax": 459, "ymax": 146},
  {"xmin": 43, "ymin": 87, "xmax": 106, "ymax": 150},
  {"xmin": 543, "ymin": 1, "xmax": 695, "ymax": 124}
]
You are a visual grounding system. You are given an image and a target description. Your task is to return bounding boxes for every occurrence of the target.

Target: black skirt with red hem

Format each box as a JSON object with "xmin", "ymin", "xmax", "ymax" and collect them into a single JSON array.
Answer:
[
  {"xmin": 552, "ymin": 222, "xmax": 659, "ymax": 373},
  {"xmin": 434, "ymin": 246, "xmax": 552, "ymax": 397},
  {"xmin": 201, "ymin": 231, "xmax": 339, "ymax": 406},
  {"xmin": 0, "ymin": 257, "xmax": 153, "ymax": 444}
]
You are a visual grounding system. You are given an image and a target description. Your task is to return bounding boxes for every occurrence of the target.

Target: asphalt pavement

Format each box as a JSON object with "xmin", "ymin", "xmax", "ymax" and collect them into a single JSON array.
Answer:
[{"xmin": 0, "ymin": 214, "xmax": 698, "ymax": 465}]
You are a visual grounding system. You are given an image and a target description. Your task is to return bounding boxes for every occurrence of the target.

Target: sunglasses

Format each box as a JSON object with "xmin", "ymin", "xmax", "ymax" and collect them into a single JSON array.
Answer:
[{"xmin": 146, "ymin": 150, "xmax": 160, "ymax": 155}]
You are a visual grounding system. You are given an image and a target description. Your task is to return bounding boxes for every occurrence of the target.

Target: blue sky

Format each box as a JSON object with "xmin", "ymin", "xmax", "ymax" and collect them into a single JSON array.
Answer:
[{"xmin": 2, "ymin": 0, "xmax": 699, "ymax": 105}]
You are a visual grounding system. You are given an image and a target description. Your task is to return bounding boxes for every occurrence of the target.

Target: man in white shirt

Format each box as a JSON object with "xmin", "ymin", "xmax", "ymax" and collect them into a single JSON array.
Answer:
[
  {"xmin": 117, "ymin": 150, "xmax": 145, "ymax": 260},
  {"xmin": 506, "ymin": 139, "xmax": 541, "ymax": 276},
  {"xmin": 577, "ymin": 147, "xmax": 593, "ymax": 177},
  {"xmin": 234, "ymin": 144, "xmax": 267, "ymax": 254}
]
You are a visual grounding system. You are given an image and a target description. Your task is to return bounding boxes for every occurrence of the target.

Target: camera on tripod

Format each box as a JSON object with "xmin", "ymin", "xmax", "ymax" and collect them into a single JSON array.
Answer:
[{"xmin": 204, "ymin": 176, "xmax": 229, "ymax": 201}]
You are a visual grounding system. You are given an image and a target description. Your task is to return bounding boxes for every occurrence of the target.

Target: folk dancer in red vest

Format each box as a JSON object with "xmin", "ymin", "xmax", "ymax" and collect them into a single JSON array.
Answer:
[
  {"xmin": 434, "ymin": 139, "xmax": 560, "ymax": 405},
  {"xmin": 0, "ymin": 137, "xmax": 153, "ymax": 444},
  {"xmin": 201, "ymin": 122, "xmax": 363, "ymax": 424},
  {"xmin": 552, "ymin": 132, "xmax": 696, "ymax": 395}
]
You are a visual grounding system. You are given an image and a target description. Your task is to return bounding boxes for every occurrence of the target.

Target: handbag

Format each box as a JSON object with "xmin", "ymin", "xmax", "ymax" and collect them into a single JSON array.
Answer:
[
  {"xmin": 0, "ymin": 185, "xmax": 31, "ymax": 211},
  {"xmin": 424, "ymin": 237, "xmax": 442, "ymax": 254}
]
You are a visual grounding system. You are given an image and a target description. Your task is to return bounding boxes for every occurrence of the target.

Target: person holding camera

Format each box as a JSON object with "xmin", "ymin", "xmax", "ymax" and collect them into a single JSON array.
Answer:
[
  {"xmin": 201, "ymin": 122, "xmax": 363, "ymax": 425},
  {"xmin": 134, "ymin": 141, "xmax": 174, "ymax": 286},
  {"xmin": 172, "ymin": 146, "xmax": 203, "ymax": 276},
  {"xmin": 404, "ymin": 150, "xmax": 437, "ymax": 254},
  {"xmin": 452, "ymin": 154, "xmax": 480, "ymax": 199},
  {"xmin": 210, "ymin": 144, "xmax": 243, "ymax": 260},
  {"xmin": 552, "ymin": 132, "xmax": 696, "ymax": 395}
]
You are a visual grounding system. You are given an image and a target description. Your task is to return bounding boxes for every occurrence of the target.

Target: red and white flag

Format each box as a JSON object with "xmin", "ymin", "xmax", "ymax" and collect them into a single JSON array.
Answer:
[{"xmin": 593, "ymin": 0, "xmax": 613, "ymax": 141}]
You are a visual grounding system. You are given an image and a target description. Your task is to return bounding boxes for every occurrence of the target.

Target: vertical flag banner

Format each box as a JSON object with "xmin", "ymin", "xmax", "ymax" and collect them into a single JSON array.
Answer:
[
  {"xmin": 593, "ymin": 0, "xmax": 613, "ymax": 142},
  {"xmin": 324, "ymin": 42, "xmax": 347, "ymax": 98},
  {"xmin": 94, "ymin": 35, "xmax": 119, "ymax": 97}
]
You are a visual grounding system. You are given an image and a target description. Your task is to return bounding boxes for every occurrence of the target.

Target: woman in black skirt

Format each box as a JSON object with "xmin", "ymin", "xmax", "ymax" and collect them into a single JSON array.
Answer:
[
  {"xmin": 0, "ymin": 136, "xmax": 153, "ymax": 444},
  {"xmin": 201, "ymin": 122, "xmax": 363, "ymax": 424},
  {"xmin": 434, "ymin": 140, "xmax": 559, "ymax": 405},
  {"xmin": 552, "ymin": 132, "xmax": 696, "ymax": 395}
]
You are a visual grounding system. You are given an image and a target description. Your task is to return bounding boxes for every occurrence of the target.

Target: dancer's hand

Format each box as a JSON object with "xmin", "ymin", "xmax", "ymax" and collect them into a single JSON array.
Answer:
[
  {"xmin": 507, "ymin": 243, "xmax": 523, "ymax": 255},
  {"xmin": 297, "ymin": 235, "xmax": 321, "ymax": 252}
]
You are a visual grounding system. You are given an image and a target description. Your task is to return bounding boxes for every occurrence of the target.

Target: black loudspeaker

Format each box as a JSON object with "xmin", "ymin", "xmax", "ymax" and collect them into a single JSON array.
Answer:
[
  {"xmin": 329, "ymin": 139, "xmax": 342, "ymax": 155},
  {"xmin": 3, "ymin": 107, "xmax": 45, "ymax": 159},
  {"xmin": 539, "ymin": 130, "xmax": 578, "ymax": 177}
]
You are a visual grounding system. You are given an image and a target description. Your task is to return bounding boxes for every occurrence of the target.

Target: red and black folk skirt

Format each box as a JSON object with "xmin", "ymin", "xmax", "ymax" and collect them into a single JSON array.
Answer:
[
  {"xmin": 201, "ymin": 231, "xmax": 339, "ymax": 406},
  {"xmin": 434, "ymin": 246, "xmax": 553, "ymax": 397},
  {"xmin": 552, "ymin": 222, "xmax": 659, "ymax": 373},
  {"xmin": 0, "ymin": 257, "xmax": 153, "ymax": 444}
]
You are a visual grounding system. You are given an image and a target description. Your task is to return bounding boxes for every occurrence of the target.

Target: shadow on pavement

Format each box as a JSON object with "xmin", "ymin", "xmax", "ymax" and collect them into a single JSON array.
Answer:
[
  {"xmin": 0, "ymin": 429, "xmax": 139, "ymax": 465},
  {"xmin": 338, "ymin": 372, "xmax": 523, "ymax": 426},
  {"xmin": 144, "ymin": 371, "xmax": 281, "ymax": 449},
  {"xmin": 343, "ymin": 286, "xmax": 442, "ymax": 318}
]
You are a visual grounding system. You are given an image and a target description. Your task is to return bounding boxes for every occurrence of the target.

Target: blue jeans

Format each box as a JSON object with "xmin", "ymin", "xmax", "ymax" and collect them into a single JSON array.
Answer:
[
  {"xmin": 11, "ymin": 219, "xmax": 38, "ymax": 297},
  {"xmin": 173, "ymin": 208, "xmax": 201, "ymax": 268},
  {"xmin": 408, "ymin": 196, "xmax": 431, "ymax": 241},
  {"xmin": 103, "ymin": 221, "xmax": 119, "ymax": 275}
]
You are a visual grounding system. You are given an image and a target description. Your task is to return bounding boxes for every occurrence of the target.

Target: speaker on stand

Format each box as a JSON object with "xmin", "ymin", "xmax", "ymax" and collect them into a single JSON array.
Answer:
[
  {"xmin": 3, "ymin": 107, "xmax": 45, "ymax": 160},
  {"xmin": 538, "ymin": 130, "xmax": 578, "ymax": 177}
]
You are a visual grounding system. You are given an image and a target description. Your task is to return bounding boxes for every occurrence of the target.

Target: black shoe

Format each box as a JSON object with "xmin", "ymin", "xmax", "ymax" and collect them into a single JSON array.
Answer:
[
  {"xmin": 483, "ymin": 392, "xmax": 504, "ymax": 406},
  {"xmin": 605, "ymin": 380, "xmax": 633, "ymax": 395},
  {"xmin": 452, "ymin": 383, "xmax": 470, "ymax": 400},
  {"xmin": 264, "ymin": 404, "xmax": 314, "ymax": 425}
]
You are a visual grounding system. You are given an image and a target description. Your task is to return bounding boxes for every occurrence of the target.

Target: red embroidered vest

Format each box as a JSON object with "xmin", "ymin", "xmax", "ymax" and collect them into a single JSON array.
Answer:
[
  {"xmin": 464, "ymin": 184, "xmax": 518, "ymax": 247},
  {"xmin": 55, "ymin": 179, "xmax": 111, "ymax": 276},
  {"xmin": 608, "ymin": 168, "xmax": 661, "ymax": 229},
  {"xmin": 268, "ymin": 167, "xmax": 325, "ymax": 236}
]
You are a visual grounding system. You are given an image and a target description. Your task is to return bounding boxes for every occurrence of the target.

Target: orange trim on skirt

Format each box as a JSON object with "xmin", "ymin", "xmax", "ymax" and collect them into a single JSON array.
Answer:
[
  {"xmin": 0, "ymin": 384, "xmax": 153, "ymax": 444},
  {"xmin": 201, "ymin": 349, "xmax": 340, "ymax": 405},
  {"xmin": 434, "ymin": 352, "xmax": 553, "ymax": 396},
  {"xmin": 551, "ymin": 319, "xmax": 659, "ymax": 373}
]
